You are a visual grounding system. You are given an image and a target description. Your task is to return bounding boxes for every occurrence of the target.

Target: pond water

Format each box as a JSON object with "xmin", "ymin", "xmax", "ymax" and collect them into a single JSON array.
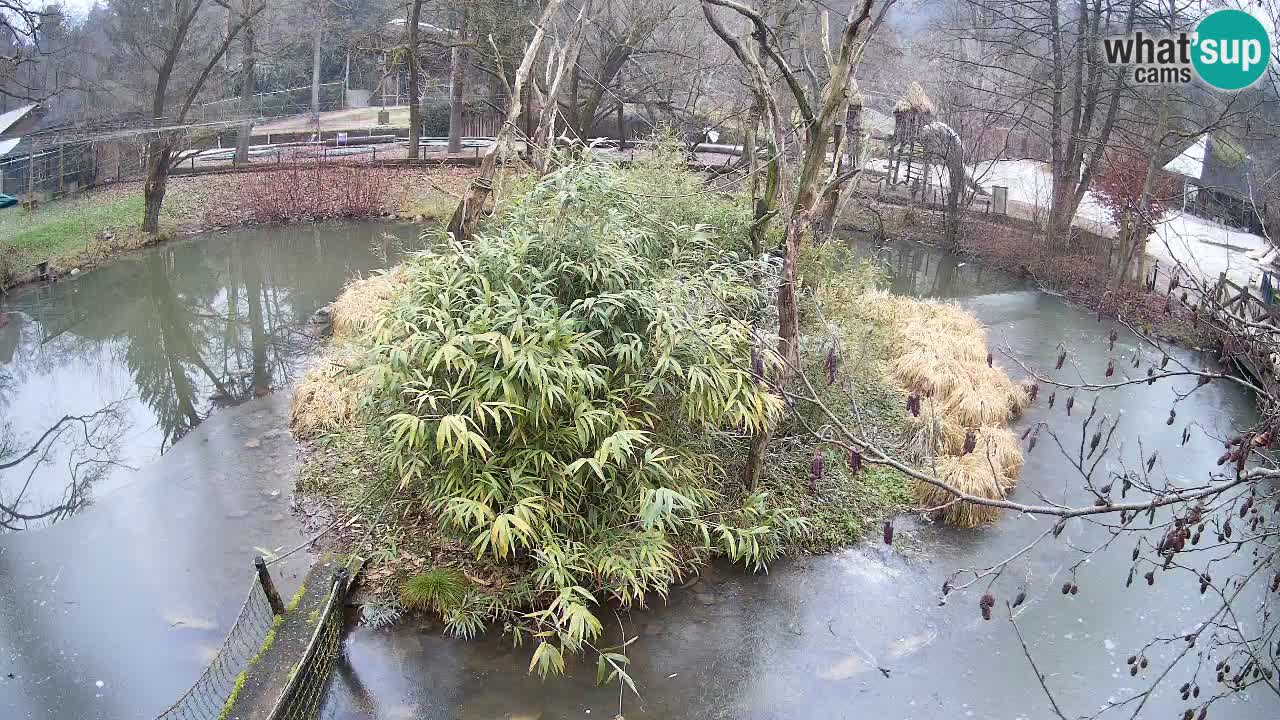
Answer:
[
  {"xmin": 0, "ymin": 222, "xmax": 418, "ymax": 530},
  {"xmin": 318, "ymin": 238, "xmax": 1277, "ymax": 720},
  {"xmin": 0, "ymin": 222, "xmax": 421, "ymax": 720},
  {"xmin": 3, "ymin": 227, "xmax": 1274, "ymax": 720}
]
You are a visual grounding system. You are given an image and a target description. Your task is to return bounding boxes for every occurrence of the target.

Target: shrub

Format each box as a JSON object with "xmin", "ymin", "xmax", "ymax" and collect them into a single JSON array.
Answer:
[
  {"xmin": 400, "ymin": 568, "xmax": 467, "ymax": 612},
  {"xmin": 1093, "ymin": 151, "xmax": 1177, "ymax": 230},
  {"xmin": 353, "ymin": 158, "xmax": 804, "ymax": 674},
  {"xmin": 234, "ymin": 160, "xmax": 392, "ymax": 224}
]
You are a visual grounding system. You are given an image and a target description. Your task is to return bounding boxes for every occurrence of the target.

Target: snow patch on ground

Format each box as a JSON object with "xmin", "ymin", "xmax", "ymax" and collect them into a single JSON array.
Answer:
[{"xmin": 971, "ymin": 159, "xmax": 1270, "ymax": 285}]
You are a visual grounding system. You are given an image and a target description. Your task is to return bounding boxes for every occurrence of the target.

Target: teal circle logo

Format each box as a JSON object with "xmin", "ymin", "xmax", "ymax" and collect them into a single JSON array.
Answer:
[{"xmin": 1193, "ymin": 9, "xmax": 1270, "ymax": 91}]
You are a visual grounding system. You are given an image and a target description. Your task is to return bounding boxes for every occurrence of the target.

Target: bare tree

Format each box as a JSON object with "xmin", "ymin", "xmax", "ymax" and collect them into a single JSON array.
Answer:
[
  {"xmin": 938, "ymin": 0, "xmax": 1137, "ymax": 247},
  {"xmin": 406, "ymin": 0, "xmax": 425, "ymax": 158},
  {"xmin": 560, "ymin": 0, "xmax": 678, "ymax": 140},
  {"xmin": 702, "ymin": 0, "xmax": 877, "ymax": 486},
  {"xmin": 108, "ymin": 0, "xmax": 264, "ymax": 233},
  {"xmin": 0, "ymin": 2, "xmax": 59, "ymax": 103},
  {"xmin": 233, "ymin": 0, "xmax": 259, "ymax": 164},
  {"xmin": 447, "ymin": 0, "xmax": 563, "ymax": 242},
  {"xmin": 446, "ymin": 13, "xmax": 467, "ymax": 154}
]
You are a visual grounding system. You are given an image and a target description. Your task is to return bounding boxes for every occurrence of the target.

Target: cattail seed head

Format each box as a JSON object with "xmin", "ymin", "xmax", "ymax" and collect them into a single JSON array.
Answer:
[{"xmin": 809, "ymin": 453, "xmax": 825, "ymax": 485}]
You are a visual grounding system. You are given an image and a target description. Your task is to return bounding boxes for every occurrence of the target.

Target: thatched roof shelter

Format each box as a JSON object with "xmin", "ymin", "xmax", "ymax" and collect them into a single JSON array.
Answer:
[{"xmin": 894, "ymin": 82, "xmax": 936, "ymax": 115}]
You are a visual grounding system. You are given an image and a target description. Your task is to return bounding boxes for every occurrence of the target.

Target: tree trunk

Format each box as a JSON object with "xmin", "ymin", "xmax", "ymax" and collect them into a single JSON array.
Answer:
[
  {"xmin": 310, "ymin": 12, "xmax": 323, "ymax": 120},
  {"xmin": 447, "ymin": 0, "xmax": 561, "ymax": 241},
  {"xmin": 142, "ymin": 142, "xmax": 172, "ymax": 234},
  {"xmin": 943, "ymin": 148, "xmax": 965, "ymax": 247},
  {"xmin": 447, "ymin": 44, "xmax": 467, "ymax": 154},
  {"xmin": 233, "ymin": 0, "xmax": 256, "ymax": 165},
  {"xmin": 406, "ymin": 0, "xmax": 423, "ymax": 160},
  {"xmin": 814, "ymin": 119, "xmax": 845, "ymax": 237}
]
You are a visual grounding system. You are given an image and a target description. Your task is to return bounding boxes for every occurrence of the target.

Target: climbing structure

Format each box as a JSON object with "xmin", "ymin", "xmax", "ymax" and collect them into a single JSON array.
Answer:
[{"xmin": 888, "ymin": 82, "xmax": 936, "ymax": 193}]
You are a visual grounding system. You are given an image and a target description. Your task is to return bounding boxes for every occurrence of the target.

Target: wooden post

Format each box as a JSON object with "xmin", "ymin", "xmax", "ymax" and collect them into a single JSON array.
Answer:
[
  {"xmin": 57, "ymin": 144, "xmax": 65, "ymax": 194},
  {"xmin": 255, "ymin": 556, "xmax": 286, "ymax": 615}
]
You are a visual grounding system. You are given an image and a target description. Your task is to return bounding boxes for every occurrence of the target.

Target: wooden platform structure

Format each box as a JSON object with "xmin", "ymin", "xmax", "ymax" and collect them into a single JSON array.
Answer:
[{"xmin": 1202, "ymin": 270, "xmax": 1280, "ymax": 385}]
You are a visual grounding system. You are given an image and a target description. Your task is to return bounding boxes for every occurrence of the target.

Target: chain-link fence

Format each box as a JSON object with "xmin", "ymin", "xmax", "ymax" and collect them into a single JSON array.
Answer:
[
  {"xmin": 266, "ymin": 566, "xmax": 355, "ymax": 720},
  {"xmin": 155, "ymin": 578, "xmax": 278, "ymax": 720},
  {"xmin": 192, "ymin": 82, "xmax": 346, "ymax": 124},
  {"xmin": 0, "ymin": 137, "xmax": 149, "ymax": 198}
]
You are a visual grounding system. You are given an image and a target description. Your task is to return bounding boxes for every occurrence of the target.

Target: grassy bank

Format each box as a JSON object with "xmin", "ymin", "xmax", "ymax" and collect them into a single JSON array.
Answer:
[
  {"xmin": 0, "ymin": 164, "xmax": 476, "ymax": 290},
  {"xmin": 0, "ymin": 185, "xmax": 184, "ymax": 288}
]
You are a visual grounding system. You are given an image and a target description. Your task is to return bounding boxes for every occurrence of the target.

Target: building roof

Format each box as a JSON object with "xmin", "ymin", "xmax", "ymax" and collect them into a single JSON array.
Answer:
[
  {"xmin": 0, "ymin": 104, "xmax": 37, "ymax": 137},
  {"xmin": 894, "ymin": 82, "xmax": 935, "ymax": 114},
  {"xmin": 0, "ymin": 138, "xmax": 19, "ymax": 158},
  {"xmin": 1163, "ymin": 134, "xmax": 1206, "ymax": 178}
]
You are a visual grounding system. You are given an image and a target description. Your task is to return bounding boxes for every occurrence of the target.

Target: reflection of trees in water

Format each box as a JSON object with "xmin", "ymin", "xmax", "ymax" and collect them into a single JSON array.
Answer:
[
  {"xmin": 0, "ymin": 401, "xmax": 130, "ymax": 530},
  {"xmin": 0, "ymin": 224, "xmax": 417, "ymax": 528},
  {"xmin": 868, "ymin": 239, "xmax": 1023, "ymax": 299},
  {"xmin": 119, "ymin": 238, "xmax": 326, "ymax": 448}
]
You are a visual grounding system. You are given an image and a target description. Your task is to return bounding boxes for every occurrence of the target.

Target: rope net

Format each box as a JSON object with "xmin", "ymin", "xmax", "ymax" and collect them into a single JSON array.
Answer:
[
  {"xmin": 267, "ymin": 569, "xmax": 352, "ymax": 720},
  {"xmin": 156, "ymin": 579, "xmax": 276, "ymax": 720}
]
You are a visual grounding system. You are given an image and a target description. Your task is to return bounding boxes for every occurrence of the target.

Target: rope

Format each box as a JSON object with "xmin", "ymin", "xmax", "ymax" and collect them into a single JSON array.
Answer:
[{"xmin": 265, "ymin": 478, "xmax": 389, "ymax": 567}]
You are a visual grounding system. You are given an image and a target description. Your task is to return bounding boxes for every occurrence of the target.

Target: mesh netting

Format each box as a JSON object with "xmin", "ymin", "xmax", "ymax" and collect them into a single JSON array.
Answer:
[
  {"xmin": 266, "ymin": 569, "xmax": 351, "ymax": 720},
  {"xmin": 156, "ymin": 579, "xmax": 276, "ymax": 720}
]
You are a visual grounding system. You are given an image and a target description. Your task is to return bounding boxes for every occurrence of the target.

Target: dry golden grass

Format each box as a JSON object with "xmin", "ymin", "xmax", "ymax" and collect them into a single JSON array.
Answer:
[
  {"xmin": 916, "ymin": 454, "xmax": 1006, "ymax": 527},
  {"xmin": 291, "ymin": 271, "xmax": 404, "ymax": 437},
  {"xmin": 330, "ymin": 270, "xmax": 403, "ymax": 341},
  {"xmin": 863, "ymin": 290, "xmax": 1029, "ymax": 526},
  {"xmin": 290, "ymin": 352, "xmax": 364, "ymax": 438},
  {"xmin": 973, "ymin": 426, "xmax": 1024, "ymax": 485}
]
